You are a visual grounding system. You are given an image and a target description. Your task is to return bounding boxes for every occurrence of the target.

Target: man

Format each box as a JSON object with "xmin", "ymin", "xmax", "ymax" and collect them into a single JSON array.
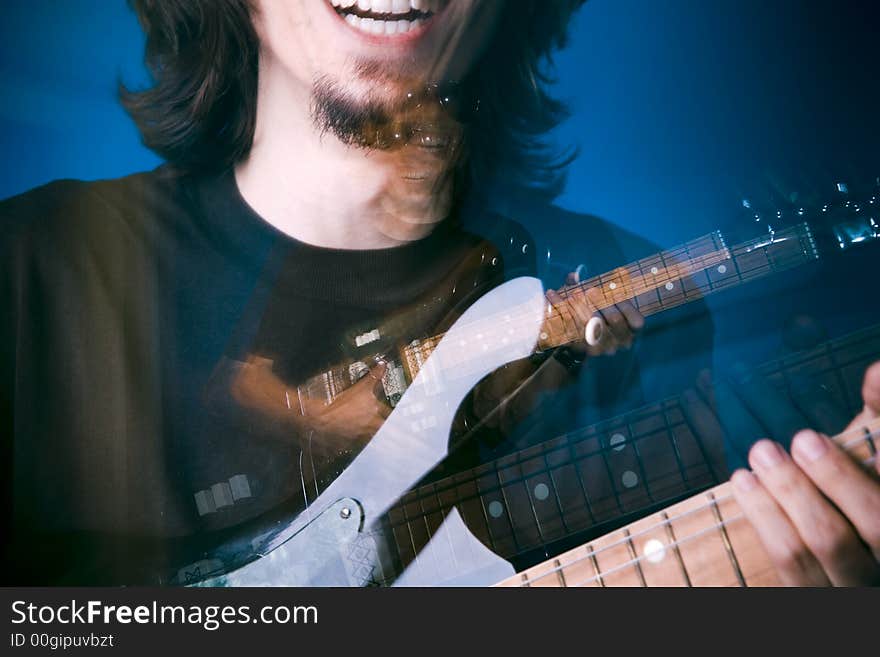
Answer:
[{"xmin": 1, "ymin": 0, "xmax": 877, "ymax": 586}]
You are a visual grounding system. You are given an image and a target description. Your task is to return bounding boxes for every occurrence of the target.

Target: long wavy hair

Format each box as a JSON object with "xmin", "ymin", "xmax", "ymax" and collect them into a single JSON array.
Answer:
[{"xmin": 121, "ymin": 0, "xmax": 586, "ymax": 198}]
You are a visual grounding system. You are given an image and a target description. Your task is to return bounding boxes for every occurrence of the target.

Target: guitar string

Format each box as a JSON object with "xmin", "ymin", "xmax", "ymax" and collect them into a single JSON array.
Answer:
[
  {"xmin": 401, "ymin": 228, "xmax": 810, "ymax": 378},
  {"xmin": 515, "ymin": 427, "xmax": 877, "ymax": 587},
  {"xmin": 426, "ymin": 224, "xmax": 806, "ymax": 351},
  {"xmin": 398, "ymin": 248, "xmax": 788, "ymax": 387},
  {"xmin": 376, "ymin": 240, "xmax": 820, "ymax": 502},
  {"xmin": 308, "ymin": 233, "xmax": 807, "ymax": 412},
  {"xmin": 378, "ymin": 426, "xmax": 873, "ymax": 583},
  {"xmin": 568, "ymin": 511, "xmax": 749, "ymax": 587},
  {"xmin": 306, "ymin": 225, "xmax": 810, "ymax": 400},
  {"xmin": 570, "ymin": 448, "xmax": 875, "ymax": 589}
]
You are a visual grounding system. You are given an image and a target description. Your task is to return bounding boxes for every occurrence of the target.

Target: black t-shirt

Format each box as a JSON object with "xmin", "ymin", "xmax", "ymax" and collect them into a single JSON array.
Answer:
[
  {"xmin": 0, "ymin": 166, "xmax": 542, "ymax": 582},
  {"xmin": 0, "ymin": 167, "xmax": 714, "ymax": 584}
]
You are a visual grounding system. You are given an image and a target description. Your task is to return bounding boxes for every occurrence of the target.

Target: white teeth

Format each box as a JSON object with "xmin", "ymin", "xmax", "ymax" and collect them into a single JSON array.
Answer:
[
  {"xmin": 332, "ymin": 0, "xmax": 439, "ymax": 15},
  {"xmin": 335, "ymin": 0, "xmax": 437, "ymax": 35}
]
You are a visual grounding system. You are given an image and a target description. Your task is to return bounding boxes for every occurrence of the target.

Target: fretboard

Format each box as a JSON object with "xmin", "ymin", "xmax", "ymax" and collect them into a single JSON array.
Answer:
[{"xmin": 495, "ymin": 416, "xmax": 878, "ymax": 587}]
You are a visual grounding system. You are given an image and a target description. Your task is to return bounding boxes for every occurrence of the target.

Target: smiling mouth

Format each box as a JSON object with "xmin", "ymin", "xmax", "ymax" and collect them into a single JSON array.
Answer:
[{"xmin": 327, "ymin": 0, "xmax": 446, "ymax": 36}]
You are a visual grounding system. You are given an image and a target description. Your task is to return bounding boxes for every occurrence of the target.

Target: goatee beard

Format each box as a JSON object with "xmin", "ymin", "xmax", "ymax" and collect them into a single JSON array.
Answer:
[{"xmin": 309, "ymin": 74, "xmax": 473, "ymax": 153}]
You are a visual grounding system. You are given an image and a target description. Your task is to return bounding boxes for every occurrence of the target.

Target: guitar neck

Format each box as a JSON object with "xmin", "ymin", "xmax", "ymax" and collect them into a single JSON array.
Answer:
[
  {"xmin": 494, "ymin": 417, "xmax": 878, "ymax": 587},
  {"xmin": 296, "ymin": 224, "xmax": 819, "ymax": 408},
  {"xmin": 536, "ymin": 223, "xmax": 818, "ymax": 349}
]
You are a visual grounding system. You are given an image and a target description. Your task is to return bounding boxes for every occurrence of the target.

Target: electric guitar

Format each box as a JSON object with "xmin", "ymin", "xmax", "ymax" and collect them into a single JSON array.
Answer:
[{"xmin": 175, "ymin": 181, "xmax": 879, "ymax": 586}]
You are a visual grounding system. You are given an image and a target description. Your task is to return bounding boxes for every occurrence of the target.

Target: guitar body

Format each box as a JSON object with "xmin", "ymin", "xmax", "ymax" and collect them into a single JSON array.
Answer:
[
  {"xmin": 190, "ymin": 276, "xmax": 547, "ymax": 586},
  {"xmin": 176, "ymin": 202, "xmax": 878, "ymax": 587}
]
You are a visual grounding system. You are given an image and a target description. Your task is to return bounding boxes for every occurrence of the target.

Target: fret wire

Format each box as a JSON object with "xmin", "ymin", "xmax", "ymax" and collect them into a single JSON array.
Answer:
[
  {"xmin": 656, "ymin": 249, "xmax": 671, "ymax": 311},
  {"xmin": 417, "ymin": 494, "xmax": 444, "ymax": 578},
  {"xmin": 597, "ymin": 433, "xmax": 626, "ymax": 516},
  {"xmin": 588, "ymin": 543, "xmax": 605, "ymax": 587},
  {"xmin": 454, "ymin": 474, "xmax": 495, "ymax": 552},
  {"xmin": 623, "ymin": 528, "xmax": 648, "ymax": 587},
  {"xmin": 543, "ymin": 452, "xmax": 571, "ymax": 535},
  {"xmin": 553, "ymin": 559, "xmax": 568, "ymax": 587},
  {"xmin": 828, "ymin": 333, "xmax": 858, "ymax": 413},
  {"xmin": 682, "ymin": 397, "xmax": 725, "ymax": 485},
  {"xmin": 708, "ymin": 491, "xmax": 746, "ymax": 587},
  {"xmin": 472, "ymin": 482, "xmax": 501, "ymax": 555},
  {"xmin": 662, "ymin": 511, "xmax": 692, "ymax": 586},
  {"xmin": 566, "ymin": 436, "xmax": 598, "ymax": 525},
  {"xmin": 829, "ymin": 333, "xmax": 872, "ymax": 415},
  {"xmin": 521, "ymin": 572, "xmax": 531, "ymax": 587},
  {"xmin": 433, "ymin": 486, "xmax": 461, "ymax": 574},
  {"xmin": 662, "ymin": 401, "xmax": 692, "ymax": 488},
  {"xmin": 495, "ymin": 465, "xmax": 526, "ymax": 554},
  {"xmin": 401, "ymin": 499, "xmax": 421, "ymax": 577},
  {"xmin": 387, "ymin": 507, "xmax": 411, "ymax": 578},
  {"xmin": 519, "ymin": 470, "xmax": 550, "ymax": 550},
  {"xmin": 630, "ymin": 258, "xmax": 646, "ymax": 312},
  {"xmin": 628, "ymin": 427, "xmax": 656, "ymax": 504}
]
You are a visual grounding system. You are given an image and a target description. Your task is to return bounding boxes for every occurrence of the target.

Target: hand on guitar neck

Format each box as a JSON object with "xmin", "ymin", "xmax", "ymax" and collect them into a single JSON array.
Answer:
[
  {"xmin": 458, "ymin": 270, "xmax": 645, "ymax": 440},
  {"xmin": 728, "ymin": 362, "xmax": 880, "ymax": 585}
]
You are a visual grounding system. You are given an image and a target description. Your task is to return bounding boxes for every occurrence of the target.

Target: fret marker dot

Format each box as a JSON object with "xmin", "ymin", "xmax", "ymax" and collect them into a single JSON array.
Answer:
[
  {"xmin": 609, "ymin": 282, "xmax": 617, "ymax": 290},
  {"xmin": 488, "ymin": 501, "xmax": 504, "ymax": 518},
  {"xmin": 650, "ymin": 267, "xmax": 659, "ymax": 275},
  {"xmin": 540, "ymin": 332, "xmax": 548, "ymax": 341},
  {"xmin": 643, "ymin": 539, "xmax": 666, "ymax": 564},
  {"xmin": 717, "ymin": 264, "xmax": 727, "ymax": 274},
  {"xmin": 609, "ymin": 433, "xmax": 627, "ymax": 452},
  {"xmin": 665, "ymin": 282, "xmax": 675, "ymax": 291},
  {"xmin": 621, "ymin": 470, "xmax": 639, "ymax": 488},
  {"xmin": 533, "ymin": 483, "xmax": 550, "ymax": 501}
]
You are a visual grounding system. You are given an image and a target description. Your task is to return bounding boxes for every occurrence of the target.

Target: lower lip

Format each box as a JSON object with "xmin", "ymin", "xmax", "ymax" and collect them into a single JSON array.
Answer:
[{"xmin": 323, "ymin": 2, "xmax": 440, "ymax": 45}]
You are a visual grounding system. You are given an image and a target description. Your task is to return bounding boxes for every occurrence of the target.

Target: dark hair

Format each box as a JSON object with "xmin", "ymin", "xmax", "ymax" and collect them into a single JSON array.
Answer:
[{"xmin": 122, "ymin": 0, "xmax": 585, "ymax": 198}]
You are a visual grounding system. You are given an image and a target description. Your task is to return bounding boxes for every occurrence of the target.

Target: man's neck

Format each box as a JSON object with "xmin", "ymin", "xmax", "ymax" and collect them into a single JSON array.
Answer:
[{"xmin": 235, "ymin": 61, "xmax": 454, "ymax": 251}]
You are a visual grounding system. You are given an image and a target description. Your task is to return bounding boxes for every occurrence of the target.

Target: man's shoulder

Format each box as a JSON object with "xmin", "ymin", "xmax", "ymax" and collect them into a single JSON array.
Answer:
[
  {"xmin": 485, "ymin": 194, "xmax": 660, "ymax": 283},
  {"xmin": 0, "ymin": 166, "xmax": 186, "ymax": 251}
]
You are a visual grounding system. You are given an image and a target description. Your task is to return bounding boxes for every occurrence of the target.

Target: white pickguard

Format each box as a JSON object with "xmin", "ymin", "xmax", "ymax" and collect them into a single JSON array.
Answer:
[{"xmin": 212, "ymin": 276, "xmax": 547, "ymax": 586}]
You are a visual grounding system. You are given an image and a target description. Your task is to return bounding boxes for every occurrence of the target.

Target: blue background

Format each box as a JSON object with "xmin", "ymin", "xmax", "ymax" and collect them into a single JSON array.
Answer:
[
  {"xmin": 2, "ymin": 0, "xmax": 880, "ymax": 464},
  {"xmin": 2, "ymin": 0, "xmax": 878, "ymax": 370},
  {"xmin": 2, "ymin": 0, "xmax": 877, "ymax": 242}
]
